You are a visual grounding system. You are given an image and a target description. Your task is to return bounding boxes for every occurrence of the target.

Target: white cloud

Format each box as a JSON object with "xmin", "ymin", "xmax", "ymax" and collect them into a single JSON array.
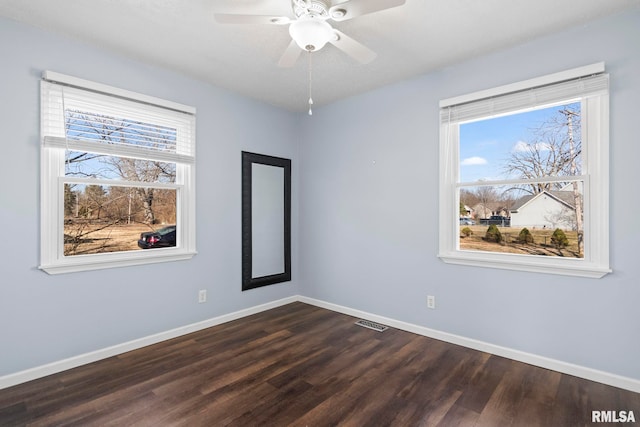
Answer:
[
  {"xmin": 461, "ymin": 156, "xmax": 487, "ymax": 166},
  {"xmin": 513, "ymin": 140, "xmax": 551, "ymax": 152},
  {"xmin": 512, "ymin": 141, "xmax": 530, "ymax": 152}
]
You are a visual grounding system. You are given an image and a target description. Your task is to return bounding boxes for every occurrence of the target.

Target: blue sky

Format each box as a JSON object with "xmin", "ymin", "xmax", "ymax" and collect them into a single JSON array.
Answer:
[{"xmin": 459, "ymin": 102, "xmax": 580, "ymax": 183}]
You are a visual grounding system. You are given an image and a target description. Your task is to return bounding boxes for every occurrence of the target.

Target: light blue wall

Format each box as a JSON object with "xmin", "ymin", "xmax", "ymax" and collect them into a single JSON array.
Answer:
[
  {"xmin": 299, "ymin": 8, "xmax": 640, "ymax": 381},
  {"xmin": 1, "ymin": 8, "xmax": 639, "ymax": 384},
  {"xmin": 0, "ymin": 17, "xmax": 300, "ymax": 376}
]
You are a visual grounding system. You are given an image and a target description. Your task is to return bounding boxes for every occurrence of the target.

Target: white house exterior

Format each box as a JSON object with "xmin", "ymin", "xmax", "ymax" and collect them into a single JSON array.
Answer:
[{"xmin": 510, "ymin": 191, "xmax": 577, "ymax": 230}]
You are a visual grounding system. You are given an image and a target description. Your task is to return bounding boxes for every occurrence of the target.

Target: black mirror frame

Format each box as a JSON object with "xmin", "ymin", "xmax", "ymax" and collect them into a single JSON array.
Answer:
[{"xmin": 241, "ymin": 151, "xmax": 292, "ymax": 291}]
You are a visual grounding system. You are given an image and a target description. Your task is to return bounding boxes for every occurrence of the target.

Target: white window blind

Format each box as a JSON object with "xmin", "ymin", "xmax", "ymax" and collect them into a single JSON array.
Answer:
[
  {"xmin": 41, "ymin": 79, "xmax": 195, "ymax": 164},
  {"xmin": 441, "ymin": 72, "xmax": 609, "ymax": 125}
]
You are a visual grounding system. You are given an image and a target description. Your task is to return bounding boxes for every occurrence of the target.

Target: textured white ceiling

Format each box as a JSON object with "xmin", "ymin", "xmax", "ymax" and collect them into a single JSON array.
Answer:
[{"xmin": 1, "ymin": 0, "xmax": 639, "ymax": 111}]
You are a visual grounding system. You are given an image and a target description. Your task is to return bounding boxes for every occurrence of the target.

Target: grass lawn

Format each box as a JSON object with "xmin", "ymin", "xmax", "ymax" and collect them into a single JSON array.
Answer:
[
  {"xmin": 64, "ymin": 222, "xmax": 163, "ymax": 256},
  {"xmin": 459, "ymin": 225, "xmax": 582, "ymax": 258}
]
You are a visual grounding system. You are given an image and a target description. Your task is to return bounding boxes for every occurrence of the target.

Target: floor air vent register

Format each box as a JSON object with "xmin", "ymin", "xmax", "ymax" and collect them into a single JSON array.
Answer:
[{"xmin": 354, "ymin": 319, "xmax": 389, "ymax": 332}]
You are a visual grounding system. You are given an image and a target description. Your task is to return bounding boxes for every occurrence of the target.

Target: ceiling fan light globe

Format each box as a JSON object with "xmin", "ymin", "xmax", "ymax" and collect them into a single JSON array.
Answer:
[{"xmin": 289, "ymin": 18, "xmax": 333, "ymax": 51}]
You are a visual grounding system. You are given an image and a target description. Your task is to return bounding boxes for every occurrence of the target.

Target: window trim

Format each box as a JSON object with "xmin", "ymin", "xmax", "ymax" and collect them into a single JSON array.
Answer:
[
  {"xmin": 438, "ymin": 63, "xmax": 611, "ymax": 278},
  {"xmin": 39, "ymin": 71, "xmax": 197, "ymax": 274}
]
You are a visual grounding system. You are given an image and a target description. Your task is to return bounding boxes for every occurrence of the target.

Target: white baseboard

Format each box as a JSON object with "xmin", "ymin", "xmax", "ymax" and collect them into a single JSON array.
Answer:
[
  {"xmin": 0, "ymin": 296, "xmax": 297, "ymax": 391},
  {"xmin": 298, "ymin": 296, "xmax": 640, "ymax": 394},
  {"xmin": 2, "ymin": 294, "xmax": 639, "ymax": 394}
]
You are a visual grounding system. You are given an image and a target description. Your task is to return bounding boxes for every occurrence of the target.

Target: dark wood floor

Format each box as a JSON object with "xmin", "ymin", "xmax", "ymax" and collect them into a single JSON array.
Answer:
[{"xmin": 1, "ymin": 302, "xmax": 638, "ymax": 426}]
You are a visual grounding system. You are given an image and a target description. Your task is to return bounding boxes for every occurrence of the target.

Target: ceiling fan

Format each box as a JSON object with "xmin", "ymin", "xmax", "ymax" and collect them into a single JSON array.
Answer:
[{"xmin": 214, "ymin": 0, "xmax": 407, "ymax": 67}]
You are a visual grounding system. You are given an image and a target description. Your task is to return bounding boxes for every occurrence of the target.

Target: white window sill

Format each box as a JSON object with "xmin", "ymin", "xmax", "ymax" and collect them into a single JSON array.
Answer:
[
  {"xmin": 39, "ymin": 250, "xmax": 197, "ymax": 275},
  {"xmin": 439, "ymin": 252, "xmax": 611, "ymax": 279}
]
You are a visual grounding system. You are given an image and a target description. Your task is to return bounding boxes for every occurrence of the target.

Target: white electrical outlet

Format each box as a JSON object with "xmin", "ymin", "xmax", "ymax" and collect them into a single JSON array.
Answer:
[
  {"xmin": 427, "ymin": 295, "xmax": 436, "ymax": 309},
  {"xmin": 198, "ymin": 289, "xmax": 207, "ymax": 303}
]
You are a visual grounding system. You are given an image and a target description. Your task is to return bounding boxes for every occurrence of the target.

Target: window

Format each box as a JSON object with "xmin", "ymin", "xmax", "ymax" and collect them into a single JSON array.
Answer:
[
  {"xmin": 40, "ymin": 71, "xmax": 196, "ymax": 274},
  {"xmin": 439, "ymin": 63, "xmax": 610, "ymax": 278}
]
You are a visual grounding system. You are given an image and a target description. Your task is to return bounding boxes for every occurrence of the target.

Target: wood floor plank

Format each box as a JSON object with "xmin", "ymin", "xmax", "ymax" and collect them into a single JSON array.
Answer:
[
  {"xmin": 453, "ymin": 353, "xmax": 510, "ymax": 414},
  {"xmin": 1, "ymin": 302, "xmax": 638, "ymax": 426},
  {"xmin": 436, "ymin": 402, "xmax": 481, "ymax": 427},
  {"xmin": 475, "ymin": 360, "xmax": 530, "ymax": 426}
]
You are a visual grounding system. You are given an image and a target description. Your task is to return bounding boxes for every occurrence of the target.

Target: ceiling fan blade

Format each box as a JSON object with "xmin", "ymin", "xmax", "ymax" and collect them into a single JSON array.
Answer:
[
  {"xmin": 278, "ymin": 40, "xmax": 303, "ymax": 67},
  {"xmin": 214, "ymin": 13, "xmax": 291, "ymax": 25},
  {"xmin": 329, "ymin": 30, "xmax": 377, "ymax": 64},
  {"xmin": 329, "ymin": 0, "xmax": 406, "ymax": 22}
]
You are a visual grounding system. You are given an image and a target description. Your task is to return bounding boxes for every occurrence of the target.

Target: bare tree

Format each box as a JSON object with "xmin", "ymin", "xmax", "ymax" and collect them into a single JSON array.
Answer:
[
  {"xmin": 560, "ymin": 108, "xmax": 583, "ymax": 256},
  {"xmin": 460, "ymin": 188, "xmax": 479, "ymax": 215},
  {"xmin": 65, "ymin": 110, "xmax": 176, "ymax": 224},
  {"xmin": 64, "ymin": 111, "xmax": 108, "ymax": 176},
  {"xmin": 475, "ymin": 185, "xmax": 499, "ymax": 218},
  {"xmin": 108, "ymin": 158, "xmax": 175, "ymax": 224},
  {"xmin": 503, "ymin": 105, "xmax": 583, "ymax": 256},
  {"xmin": 503, "ymin": 105, "xmax": 581, "ymax": 195},
  {"xmin": 64, "ymin": 184, "xmax": 77, "ymax": 217},
  {"xmin": 84, "ymin": 185, "xmax": 106, "ymax": 219}
]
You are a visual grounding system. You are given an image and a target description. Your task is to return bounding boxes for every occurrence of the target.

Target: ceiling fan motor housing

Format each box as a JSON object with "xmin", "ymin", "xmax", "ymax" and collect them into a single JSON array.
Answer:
[{"xmin": 292, "ymin": 0, "xmax": 330, "ymax": 19}]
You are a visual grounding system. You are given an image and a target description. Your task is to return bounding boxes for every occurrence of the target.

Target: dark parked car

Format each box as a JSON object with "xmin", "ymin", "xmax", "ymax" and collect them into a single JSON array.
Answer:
[
  {"xmin": 138, "ymin": 225, "xmax": 177, "ymax": 249},
  {"xmin": 479, "ymin": 215, "xmax": 511, "ymax": 227}
]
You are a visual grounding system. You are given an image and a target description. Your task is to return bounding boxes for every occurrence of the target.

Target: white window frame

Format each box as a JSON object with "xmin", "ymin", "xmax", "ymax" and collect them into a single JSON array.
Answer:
[
  {"xmin": 40, "ymin": 71, "xmax": 196, "ymax": 274},
  {"xmin": 439, "ymin": 63, "xmax": 611, "ymax": 278}
]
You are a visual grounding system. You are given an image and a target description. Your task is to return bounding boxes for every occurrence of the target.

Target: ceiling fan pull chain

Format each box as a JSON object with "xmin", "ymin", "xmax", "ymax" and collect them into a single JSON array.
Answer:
[{"xmin": 308, "ymin": 50, "xmax": 313, "ymax": 116}]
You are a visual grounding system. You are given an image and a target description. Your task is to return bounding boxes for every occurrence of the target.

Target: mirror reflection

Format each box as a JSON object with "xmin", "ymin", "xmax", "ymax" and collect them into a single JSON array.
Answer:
[{"xmin": 251, "ymin": 163, "xmax": 285, "ymax": 277}]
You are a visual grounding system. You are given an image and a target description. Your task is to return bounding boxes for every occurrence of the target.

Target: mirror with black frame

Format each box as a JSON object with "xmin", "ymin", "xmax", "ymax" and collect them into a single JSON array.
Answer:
[{"xmin": 241, "ymin": 151, "xmax": 291, "ymax": 291}]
